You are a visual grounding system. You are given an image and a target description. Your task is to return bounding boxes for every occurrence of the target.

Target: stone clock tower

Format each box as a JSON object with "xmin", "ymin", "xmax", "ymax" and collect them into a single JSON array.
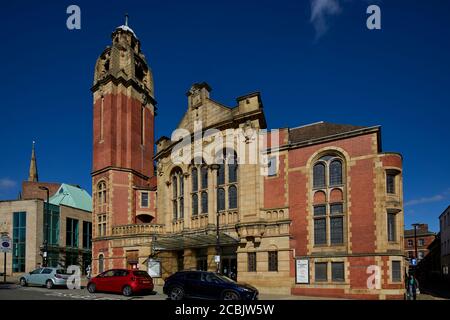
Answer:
[{"xmin": 91, "ymin": 18, "xmax": 157, "ymax": 273}]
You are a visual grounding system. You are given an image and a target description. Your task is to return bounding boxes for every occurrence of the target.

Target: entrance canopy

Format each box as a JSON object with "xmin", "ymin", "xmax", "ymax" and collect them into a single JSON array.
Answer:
[{"xmin": 152, "ymin": 232, "xmax": 239, "ymax": 251}]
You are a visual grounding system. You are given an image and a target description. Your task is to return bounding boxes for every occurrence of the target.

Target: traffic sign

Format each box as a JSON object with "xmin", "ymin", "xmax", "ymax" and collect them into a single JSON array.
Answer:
[
  {"xmin": 0, "ymin": 235, "xmax": 11, "ymax": 253},
  {"xmin": 411, "ymin": 258, "xmax": 417, "ymax": 266}
]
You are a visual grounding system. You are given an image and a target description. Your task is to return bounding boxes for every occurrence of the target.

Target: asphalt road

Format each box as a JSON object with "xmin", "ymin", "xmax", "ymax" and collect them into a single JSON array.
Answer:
[{"xmin": 0, "ymin": 284, "xmax": 166, "ymax": 300}]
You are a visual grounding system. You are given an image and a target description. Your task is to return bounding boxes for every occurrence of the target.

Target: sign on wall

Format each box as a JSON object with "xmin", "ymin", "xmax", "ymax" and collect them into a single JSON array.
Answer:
[
  {"xmin": 148, "ymin": 259, "xmax": 161, "ymax": 278},
  {"xmin": 295, "ymin": 258, "xmax": 309, "ymax": 284}
]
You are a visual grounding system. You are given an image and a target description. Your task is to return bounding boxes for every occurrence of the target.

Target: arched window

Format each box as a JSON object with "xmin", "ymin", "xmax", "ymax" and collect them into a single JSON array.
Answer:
[
  {"xmin": 192, "ymin": 194, "xmax": 198, "ymax": 216},
  {"xmin": 98, "ymin": 254, "xmax": 104, "ymax": 274},
  {"xmin": 329, "ymin": 160, "xmax": 342, "ymax": 186},
  {"xmin": 313, "ymin": 163, "xmax": 326, "ymax": 188},
  {"xmin": 217, "ymin": 188, "xmax": 225, "ymax": 211},
  {"xmin": 228, "ymin": 185, "xmax": 237, "ymax": 209},
  {"xmin": 215, "ymin": 149, "xmax": 239, "ymax": 213},
  {"xmin": 201, "ymin": 166, "xmax": 208, "ymax": 189},
  {"xmin": 179, "ymin": 197, "xmax": 184, "ymax": 219},
  {"xmin": 228, "ymin": 152, "xmax": 238, "ymax": 183},
  {"xmin": 218, "ymin": 164, "xmax": 225, "ymax": 185},
  {"xmin": 192, "ymin": 168, "xmax": 198, "ymax": 192},
  {"xmin": 172, "ymin": 176, "xmax": 177, "ymax": 198},
  {"xmin": 191, "ymin": 161, "xmax": 208, "ymax": 218},
  {"xmin": 97, "ymin": 181, "xmax": 107, "ymax": 206},
  {"xmin": 201, "ymin": 192, "xmax": 208, "ymax": 214},
  {"xmin": 312, "ymin": 155, "xmax": 345, "ymax": 247},
  {"xmin": 171, "ymin": 169, "xmax": 184, "ymax": 220}
]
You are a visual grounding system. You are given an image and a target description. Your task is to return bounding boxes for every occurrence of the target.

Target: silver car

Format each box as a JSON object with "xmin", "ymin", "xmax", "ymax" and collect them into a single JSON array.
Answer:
[{"xmin": 19, "ymin": 267, "xmax": 70, "ymax": 289}]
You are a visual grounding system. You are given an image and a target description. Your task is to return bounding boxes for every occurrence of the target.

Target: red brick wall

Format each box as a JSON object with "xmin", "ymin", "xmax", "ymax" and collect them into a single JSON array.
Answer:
[
  {"xmin": 348, "ymin": 157, "xmax": 376, "ymax": 253},
  {"xmin": 285, "ymin": 133, "xmax": 379, "ymax": 257},
  {"xmin": 21, "ymin": 181, "xmax": 61, "ymax": 200},
  {"xmin": 92, "ymin": 93, "xmax": 154, "ymax": 179},
  {"xmin": 264, "ymin": 154, "xmax": 287, "ymax": 208}
]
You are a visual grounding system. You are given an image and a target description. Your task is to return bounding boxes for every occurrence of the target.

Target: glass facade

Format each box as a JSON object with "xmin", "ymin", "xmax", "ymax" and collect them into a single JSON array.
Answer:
[
  {"xmin": 45, "ymin": 203, "xmax": 60, "ymax": 246},
  {"xmin": 83, "ymin": 221, "xmax": 92, "ymax": 249},
  {"xmin": 66, "ymin": 218, "xmax": 79, "ymax": 248},
  {"xmin": 12, "ymin": 212, "xmax": 26, "ymax": 272}
]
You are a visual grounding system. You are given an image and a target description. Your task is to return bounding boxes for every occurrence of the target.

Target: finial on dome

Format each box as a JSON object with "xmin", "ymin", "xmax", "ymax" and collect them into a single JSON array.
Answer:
[{"xmin": 125, "ymin": 13, "xmax": 129, "ymax": 27}]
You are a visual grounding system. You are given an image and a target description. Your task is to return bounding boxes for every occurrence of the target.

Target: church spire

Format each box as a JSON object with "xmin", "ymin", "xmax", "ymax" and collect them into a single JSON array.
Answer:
[{"xmin": 28, "ymin": 141, "xmax": 38, "ymax": 182}]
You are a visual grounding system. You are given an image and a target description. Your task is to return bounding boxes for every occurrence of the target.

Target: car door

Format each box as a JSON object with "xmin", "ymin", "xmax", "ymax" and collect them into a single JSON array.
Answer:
[
  {"xmin": 95, "ymin": 270, "xmax": 114, "ymax": 291},
  {"xmin": 100, "ymin": 270, "xmax": 117, "ymax": 292},
  {"xmin": 112, "ymin": 270, "xmax": 129, "ymax": 293},
  {"xmin": 201, "ymin": 273, "xmax": 224, "ymax": 299},
  {"xmin": 184, "ymin": 272, "xmax": 203, "ymax": 297},
  {"xmin": 27, "ymin": 268, "xmax": 43, "ymax": 285},
  {"xmin": 39, "ymin": 268, "xmax": 54, "ymax": 285}
]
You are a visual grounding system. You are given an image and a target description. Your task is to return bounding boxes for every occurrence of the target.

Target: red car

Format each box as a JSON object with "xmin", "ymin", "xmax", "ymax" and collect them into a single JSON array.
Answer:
[{"xmin": 87, "ymin": 269, "xmax": 154, "ymax": 296}]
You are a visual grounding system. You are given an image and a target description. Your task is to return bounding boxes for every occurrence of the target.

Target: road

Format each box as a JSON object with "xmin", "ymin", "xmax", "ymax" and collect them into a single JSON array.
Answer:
[{"xmin": 0, "ymin": 284, "xmax": 166, "ymax": 300}]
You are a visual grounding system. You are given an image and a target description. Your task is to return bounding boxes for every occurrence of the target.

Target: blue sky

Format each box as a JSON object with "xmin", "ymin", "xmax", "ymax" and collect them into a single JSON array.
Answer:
[{"xmin": 0, "ymin": 0, "xmax": 449, "ymax": 232}]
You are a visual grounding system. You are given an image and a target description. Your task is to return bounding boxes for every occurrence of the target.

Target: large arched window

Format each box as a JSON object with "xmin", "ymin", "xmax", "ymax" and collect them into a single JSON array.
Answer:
[
  {"xmin": 313, "ymin": 163, "xmax": 326, "ymax": 188},
  {"xmin": 192, "ymin": 194, "xmax": 198, "ymax": 216},
  {"xmin": 201, "ymin": 191, "xmax": 208, "ymax": 214},
  {"xmin": 171, "ymin": 169, "xmax": 184, "ymax": 220},
  {"xmin": 228, "ymin": 185, "xmax": 237, "ymax": 209},
  {"xmin": 97, "ymin": 181, "xmax": 107, "ymax": 206},
  {"xmin": 191, "ymin": 161, "xmax": 208, "ymax": 218},
  {"xmin": 201, "ymin": 166, "xmax": 208, "ymax": 190},
  {"xmin": 215, "ymin": 149, "xmax": 239, "ymax": 212},
  {"xmin": 98, "ymin": 254, "xmax": 104, "ymax": 274},
  {"xmin": 218, "ymin": 164, "xmax": 225, "ymax": 185},
  {"xmin": 192, "ymin": 167, "xmax": 198, "ymax": 192},
  {"xmin": 217, "ymin": 188, "xmax": 225, "ymax": 211},
  {"xmin": 329, "ymin": 160, "xmax": 342, "ymax": 186},
  {"xmin": 312, "ymin": 155, "xmax": 345, "ymax": 247}
]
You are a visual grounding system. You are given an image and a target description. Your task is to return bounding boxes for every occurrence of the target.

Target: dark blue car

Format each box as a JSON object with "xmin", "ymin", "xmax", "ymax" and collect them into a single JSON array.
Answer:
[{"xmin": 163, "ymin": 270, "xmax": 258, "ymax": 300}]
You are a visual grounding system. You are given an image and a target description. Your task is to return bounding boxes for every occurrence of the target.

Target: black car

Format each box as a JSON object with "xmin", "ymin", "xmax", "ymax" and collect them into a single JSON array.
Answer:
[{"xmin": 163, "ymin": 270, "xmax": 258, "ymax": 300}]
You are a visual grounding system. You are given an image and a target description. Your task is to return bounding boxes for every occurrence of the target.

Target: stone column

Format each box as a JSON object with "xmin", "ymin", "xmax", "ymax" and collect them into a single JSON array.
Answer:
[{"xmin": 183, "ymin": 248, "xmax": 196, "ymax": 270}]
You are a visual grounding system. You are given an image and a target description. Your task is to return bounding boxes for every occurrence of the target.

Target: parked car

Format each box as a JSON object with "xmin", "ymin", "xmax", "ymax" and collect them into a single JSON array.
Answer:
[
  {"xmin": 87, "ymin": 269, "xmax": 154, "ymax": 296},
  {"xmin": 19, "ymin": 267, "xmax": 70, "ymax": 289},
  {"xmin": 163, "ymin": 270, "xmax": 259, "ymax": 300}
]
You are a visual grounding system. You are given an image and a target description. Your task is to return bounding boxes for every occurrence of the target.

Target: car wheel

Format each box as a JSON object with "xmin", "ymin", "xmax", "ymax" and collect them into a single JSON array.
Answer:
[
  {"xmin": 222, "ymin": 291, "xmax": 240, "ymax": 300},
  {"xmin": 46, "ymin": 280, "xmax": 54, "ymax": 289},
  {"xmin": 169, "ymin": 286, "xmax": 185, "ymax": 300},
  {"xmin": 122, "ymin": 285, "xmax": 133, "ymax": 297},
  {"xmin": 87, "ymin": 283, "xmax": 96, "ymax": 293},
  {"xmin": 19, "ymin": 278, "xmax": 27, "ymax": 287}
]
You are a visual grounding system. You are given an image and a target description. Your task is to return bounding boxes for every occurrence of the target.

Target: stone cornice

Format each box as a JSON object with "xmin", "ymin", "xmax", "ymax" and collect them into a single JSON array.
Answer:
[
  {"xmin": 91, "ymin": 74, "xmax": 157, "ymax": 107},
  {"xmin": 91, "ymin": 166, "xmax": 150, "ymax": 181},
  {"xmin": 154, "ymin": 109, "xmax": 267, "ymax": 161}
]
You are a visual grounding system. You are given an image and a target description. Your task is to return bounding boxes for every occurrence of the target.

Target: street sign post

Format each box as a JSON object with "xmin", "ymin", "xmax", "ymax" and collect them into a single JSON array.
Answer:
[{"xmin": 0, "ymin": 234, "xmax": 11, "ymax": 283}]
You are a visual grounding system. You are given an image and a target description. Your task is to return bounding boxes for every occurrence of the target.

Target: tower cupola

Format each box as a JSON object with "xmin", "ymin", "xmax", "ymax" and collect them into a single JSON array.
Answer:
[{"xmin": 93, "ymin": 14, "xmax": 155, "ymax": 101}]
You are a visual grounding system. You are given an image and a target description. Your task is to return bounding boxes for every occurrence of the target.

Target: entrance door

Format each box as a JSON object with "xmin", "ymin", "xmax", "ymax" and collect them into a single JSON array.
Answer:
[{"xmin": 220, "ymin": 257, "xmax": 237, "ymax": 280}]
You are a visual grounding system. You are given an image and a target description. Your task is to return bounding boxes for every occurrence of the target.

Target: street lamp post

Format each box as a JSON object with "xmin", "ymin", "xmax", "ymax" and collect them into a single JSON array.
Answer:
[
  {"xmin": 39, "ymin": 186, "xmax": 50, "ymax": 267},
  {"xmin": 209, "ymin": 164, "xmax": 221, "ymax": 274}
]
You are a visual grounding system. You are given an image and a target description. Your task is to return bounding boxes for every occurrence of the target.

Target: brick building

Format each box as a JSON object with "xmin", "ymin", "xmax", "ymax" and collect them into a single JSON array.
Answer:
[
  {"xmin": 404, "ymin": 223, "xmax": 436, "ymax": 261},
  {"xmin": 0, "ymin": 144, "xmax": 92, "ymax": 275},
  {"xmin": 91, "ymin": 21, "xmax": 405, "ymax": 299},
  {"xmin": 440, "ymin": 206, "xmax": 450, "ymax": 281}
]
